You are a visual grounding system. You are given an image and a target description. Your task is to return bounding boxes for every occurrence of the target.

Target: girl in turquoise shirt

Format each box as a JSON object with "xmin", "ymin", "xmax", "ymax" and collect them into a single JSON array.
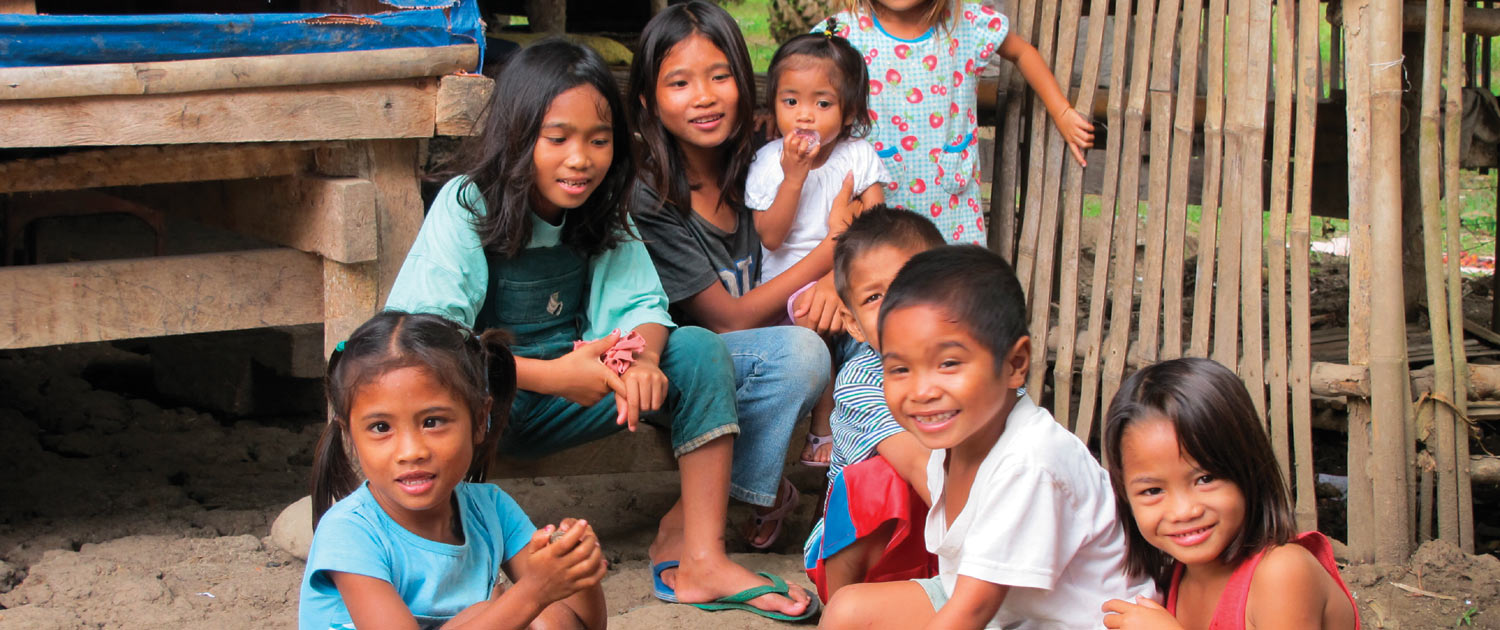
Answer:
[{"xmin": 385, "ymin": 39, "xmax": 815, "ymax": 621}]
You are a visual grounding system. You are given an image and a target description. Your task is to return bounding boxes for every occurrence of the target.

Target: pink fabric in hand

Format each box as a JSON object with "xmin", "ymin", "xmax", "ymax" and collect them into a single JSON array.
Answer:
[{"xmin": 573, "ymin": 329, "xmax": 647, "ymax": 375}]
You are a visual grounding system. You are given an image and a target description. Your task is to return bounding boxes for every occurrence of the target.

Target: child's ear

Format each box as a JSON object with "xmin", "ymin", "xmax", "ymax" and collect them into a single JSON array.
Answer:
[
  {"xmin": 843, "ymin": 308, "xmax": 866, "ymax": 344},
  {"xmin": 1003, "ymin": 336, "xmax": 1031, "ymax": 389}
]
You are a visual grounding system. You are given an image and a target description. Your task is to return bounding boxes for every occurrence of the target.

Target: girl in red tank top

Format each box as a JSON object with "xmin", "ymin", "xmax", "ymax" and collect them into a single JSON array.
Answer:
[{"xmin": 1098, "ymin": 358, "xmax": 1359, "ymax": 630}]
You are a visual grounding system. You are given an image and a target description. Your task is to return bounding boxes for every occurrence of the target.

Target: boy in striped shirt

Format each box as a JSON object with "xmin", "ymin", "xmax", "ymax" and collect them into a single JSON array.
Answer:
[{"xmin": 804, "ymin": 206, "xmax": 945, "ymax": 601}]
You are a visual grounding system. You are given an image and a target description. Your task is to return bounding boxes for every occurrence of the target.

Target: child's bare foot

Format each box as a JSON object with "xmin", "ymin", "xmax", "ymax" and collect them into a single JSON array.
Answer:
[
  {"xmin": 674, "ymin": 551, "xmax": 813, "ymax": 617},
  {"xmin": 649, "ymin": 502, "xmax": 686, "ymax": 587}
]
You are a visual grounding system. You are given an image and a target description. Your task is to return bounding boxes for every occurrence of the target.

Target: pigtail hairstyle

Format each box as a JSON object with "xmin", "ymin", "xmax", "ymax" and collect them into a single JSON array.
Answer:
[
  {"xmin": 443, "ymin": 38, "xmax": 636, "ymax": 259},
  {"xmin": 311, "ymin": 311, "xmax": 518, "ymax": 528},
  {"xmin": 627, "ymin": 0, "xmax": 757, "ymax": 215},
  {"xmin": 767, "ymin": 27, "xmax": 872, "ymax": 142},
  {"xmin": 1103, "ymin": 357, "xmax": 1297, "ymax": 589}
]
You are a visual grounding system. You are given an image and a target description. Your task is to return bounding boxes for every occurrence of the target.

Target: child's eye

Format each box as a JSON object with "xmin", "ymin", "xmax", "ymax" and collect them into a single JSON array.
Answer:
[
  {"xmin": 1196, "ymin": 474, "xmax": 1217, "ymax": 486},
  {"xmin": 592, "ymin": 137, "xmax": 612, "ymax": 147},
  {"xmin": 884, "ymin": 364, "xmax": 909, "ymax": 376},
  {"xmin": 422, "ymin": 416, "xmax": 447, "ymax": 429},
  {"xmin": 1138, "ymin": 487, "xmax": 1163, "ymax": 497},
  {"xmin": 939, "ymin": 359, "xmax": 961, "ymax": 369},
  {"xmin": 781, "ymin": 97, "xmax": 798, "ymax": 107},
  {"xmin": 861, "ymin": 292, "xmax": 882, "ymax": 306},
  {"xmin": 713, "ymin": 73, "xmax": 732, "ymax": 82},
  {"xmin": 368, "ymin": 421, "xmax": 390, "ymax": 434},
  {"xmin": 817, "ymin": 99, "xmax": 834, "ymax": 109},
  {"xmin": 543, "ymin": 135, "xmax": 567, "ymax": 145}
]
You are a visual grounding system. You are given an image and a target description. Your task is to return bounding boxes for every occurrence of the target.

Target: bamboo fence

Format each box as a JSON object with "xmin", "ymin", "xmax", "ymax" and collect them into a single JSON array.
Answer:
[{"xmin": 998, "ymin": 0, "xmax": 1480, "ymax": 561}]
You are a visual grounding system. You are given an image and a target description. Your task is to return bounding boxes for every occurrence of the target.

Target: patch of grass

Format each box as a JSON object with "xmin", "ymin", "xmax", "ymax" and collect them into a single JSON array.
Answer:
[{"xmin": 723, "ymin": 0, "xmax": 777, "ymax": 73}]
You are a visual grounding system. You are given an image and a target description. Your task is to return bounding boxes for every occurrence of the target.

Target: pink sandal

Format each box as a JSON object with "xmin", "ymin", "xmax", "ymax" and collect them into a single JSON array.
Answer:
[
  {"xmin": 749, "ymin": 478, "xmax": 801, "ymax": 550},
  {"xmin": 799, "ymin": 433, "xmax": 833, "ymax": 468}
]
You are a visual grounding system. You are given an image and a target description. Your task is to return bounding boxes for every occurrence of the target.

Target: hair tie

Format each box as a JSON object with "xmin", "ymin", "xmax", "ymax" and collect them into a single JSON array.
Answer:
[
  {"xmin": 334, "ymin": 340, "xmax": 346, "ymax": 353},
  {"xmin": 824, "ymin": 16, "xmax": 838, "ymax": 37}
]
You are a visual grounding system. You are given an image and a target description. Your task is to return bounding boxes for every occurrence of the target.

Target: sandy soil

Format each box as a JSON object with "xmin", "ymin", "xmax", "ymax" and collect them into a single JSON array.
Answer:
[{"xmin": 0, "ymin": 340, "xmax": 1494, "ymax": 629}]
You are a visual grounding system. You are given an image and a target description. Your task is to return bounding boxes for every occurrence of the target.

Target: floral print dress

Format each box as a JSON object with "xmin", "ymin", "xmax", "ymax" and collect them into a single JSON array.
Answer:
[{"xmin": 822, "ymin": 4, "xmax": 1008, "ymax": 245}]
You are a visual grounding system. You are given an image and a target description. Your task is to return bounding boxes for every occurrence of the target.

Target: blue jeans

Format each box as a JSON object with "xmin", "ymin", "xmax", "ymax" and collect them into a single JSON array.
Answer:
[{"xmin": 722, "ymin": 326, "xmax": 831, "ymax": 506}]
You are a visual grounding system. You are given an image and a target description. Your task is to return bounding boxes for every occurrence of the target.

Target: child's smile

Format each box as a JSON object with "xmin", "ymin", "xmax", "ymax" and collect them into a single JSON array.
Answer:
[
  {"xmin": 348, "ymin": 366, "xmax": 482, "ymax": 543},
  {"xmin": 879, "ymin": 303, "xmax": 1026, "ymax": 459},
  {"xmin": 1119, "ymin": 418, "xmax": 1246, "ymax": 571}
]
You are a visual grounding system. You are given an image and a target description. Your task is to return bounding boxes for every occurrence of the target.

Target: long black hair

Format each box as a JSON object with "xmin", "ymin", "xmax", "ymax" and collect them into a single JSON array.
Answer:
[
  {"xmin": 311, "ymin": 311, "xmax": 517, "ymax": 527},
  {"xmin": 627, "ymin": 0, "xmax": 756, "ymax": 215},
  {"xmin": 767, "ymin": 27, "xmax": 872, "ymax": 143},
  {"xmin": 1103, "ymin": 358, "xmax": 1296, "ymax": 589},
  {"xmin": 445, "ymin": 38, "xmax": 636, "ymax": 259}
]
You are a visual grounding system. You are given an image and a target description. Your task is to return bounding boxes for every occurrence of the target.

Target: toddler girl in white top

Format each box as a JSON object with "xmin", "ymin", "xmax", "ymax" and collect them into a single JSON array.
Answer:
[{"xmin": 746, "ymin": 23, "xmax": 891, "ymax": 284}]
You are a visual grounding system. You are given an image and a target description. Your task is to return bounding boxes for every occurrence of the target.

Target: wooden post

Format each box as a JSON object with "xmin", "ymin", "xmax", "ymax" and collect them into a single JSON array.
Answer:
[
  {"xmin": 992, "ymin": 0, "xmax": 1039, "ymax": 260},
  {"xmin": 1212, "ymin": 0, "xmax": 1246, "ymax": 372},
  {"xmin": 1076, "ymin": 0, "xmax": 1136, "ymax": 443},
  {"xmin": 1369, "ymin": 0, "xmax": 1413, "ymax": 564},
  {"xmin": 1135, "ymin": 0, "xmax": 1183, "ymax": 369},
  {"xmin": 1268, "ymin": 0, "xmax": 1297, "ymax": 486},
  {"xmin": 1290, "ymin": 0, "xmax": 1322, "ymax": 531},
  {"xmin": 1014, "ymin": 0, "xmax": 1063, "ymax": 289},
  {"xmin": 1191, "ymin": 0, "xmax": 1231, "ymax": 359},
  {"xmin": 1420, "ymin": 0, "xmax": 1460, "ymax": 546},
  {"xmin": 1236, "ymin": 0, "xmax": 1272, "ymax": 417},
  {"xmin": 1162, "ymin": 0, "xmax": 1207, "ymax": 361},
  {"xmin": 1446, "ymin": 0, "xmax": 1476, "ymax": 553},
  {"xmin": 1343, "ymin": 0, "xmax": 1377, "ymax": 564}
]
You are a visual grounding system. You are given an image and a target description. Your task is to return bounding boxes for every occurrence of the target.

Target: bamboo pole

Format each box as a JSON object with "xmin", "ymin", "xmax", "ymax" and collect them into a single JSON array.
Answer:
[
  {"xmin": 1237, "ymin": 0, "xmax": 1272, "ymax": 417},
  {"xmin": 1368, "ymin": 0, "xmax": 1413, "ymax": 564},
  {"xmin": 1025, "ymin": 0, "xmax": 1085, "ymax": 402},
  {"xmin": 1446, "ymin": 0, "xmax": 1476, "ymax": 553},
  {"xmin": 1268, "ymin": 0, "xmax": 1296, "ymax": 485},
  {"xmin": 1212, "ymin": 0, "xmax": 1248, "ymax": 371},
  {"xmin": 1420, "ymin": 0, "xmax": 1460, "ymax": 546},
  {"xmin": 1162, "ymin": 0, "xmax": 1207, "ymax": 361},
  {"xmin": 1101, "ymin": 0, "xmax": 1161, "ymax": 411},
  {"xmin": 991, "ymin": 0, "xmax": 1038, "ymax": 260},
  {"xmin": 1290, "ymin": 0, "xmax": 1321, "ymax": 531},
  {"xmin": 1190, "ymin": 0, "xmax": 1231, "ymax": 358},
  {"xmin": 1051, "ymin": 0, "xmax": 1110, "ymax": 431},
  {"xmin": 1135, "ymin": 0, "xmax": 1184, "ymax": 368},
  {"xmin": 1015, "ymin": 0, "xmax": 1063, "ymax": 291},
  {"xmin": 1075, "ymin": 0, "xmax": 1135, "ymax": 444},
  {"xmin": 1343, "ymin": 0, "xmax": 1377, "ymax": 564}
]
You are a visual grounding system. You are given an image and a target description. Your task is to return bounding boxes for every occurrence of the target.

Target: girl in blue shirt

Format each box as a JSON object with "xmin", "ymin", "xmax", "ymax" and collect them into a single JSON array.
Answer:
[
  {"xmin": 384, "ymin": 38, "xmax": 814, "ymax": 620},
  {"xmin": 300, "ymin": 311, "xmax": 606, "ymax": 629}
]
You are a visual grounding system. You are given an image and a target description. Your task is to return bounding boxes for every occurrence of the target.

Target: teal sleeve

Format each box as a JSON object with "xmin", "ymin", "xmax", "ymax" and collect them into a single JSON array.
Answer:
[
  {"xmin": 583, "ymin": 216, "xmax": 677, "ymax": 339},
  {"xmin": 492, "ymin": 488, "xmax": 538, "ymax": 564},
  {"xmin": 384, "ymin": 178, "xmax": 489, "ymax": 327}
]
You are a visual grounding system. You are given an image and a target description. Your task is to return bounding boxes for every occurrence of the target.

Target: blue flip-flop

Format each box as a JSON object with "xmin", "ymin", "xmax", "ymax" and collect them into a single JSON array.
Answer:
[
  {"xmin": 652, "ymin": 562, "xmax": 820, "ymax": 622},
  {"xmin": 652, "ymin": 560, "xmax": 680, "ymax": 603}
]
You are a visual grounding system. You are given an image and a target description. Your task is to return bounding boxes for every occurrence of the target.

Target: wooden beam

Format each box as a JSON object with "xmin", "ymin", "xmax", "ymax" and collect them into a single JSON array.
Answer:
[
  {"xmin": 0, "ymin": 46, "xmax": 476, "ymax": 101},
  {"xmin": 1330, "ymin": 2, "xmax": 1500, "ymax": 37},
  {"xmin": 0, "ymin": 142, "xmax": 320, "ymax": 195},
  {"xmin": 0, "ymin": 248, "xmax": 323, "ymax": 350},
  {"xmin": 130, "ymin": 176, "xmax": 377, "ymax": 263},
  {"xmin": 490, "ymin": 426, "xmax": 678, "ymax": 478},
  {"xmin": 0, "ymin": 0, "xmax": 35, "ymax": 14},
  {"xmin": 0, "ymin": 79, "xmax": 438, "ymax": 148},
  {"xmin": 436, "ymin": 74, "xmax": 493, "ymax": 136}
]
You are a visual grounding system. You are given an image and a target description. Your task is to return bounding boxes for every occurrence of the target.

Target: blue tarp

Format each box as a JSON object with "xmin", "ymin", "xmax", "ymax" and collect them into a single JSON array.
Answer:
[{"xmin": 0, "ymin": 0, "xmax": 484, "ymax": 69}]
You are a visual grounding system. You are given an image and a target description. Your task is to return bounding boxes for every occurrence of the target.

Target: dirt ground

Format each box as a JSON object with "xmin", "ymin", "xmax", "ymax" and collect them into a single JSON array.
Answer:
[{"xmin": 0, "ymin": 321, "xmax": 1496, "ymax": 629}]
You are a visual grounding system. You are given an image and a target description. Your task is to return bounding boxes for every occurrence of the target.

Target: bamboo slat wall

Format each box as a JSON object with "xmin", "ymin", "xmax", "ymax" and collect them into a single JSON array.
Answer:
[{"xmin": 1000, "ymin": 0, "xmax": 1476, "ymax": 561}]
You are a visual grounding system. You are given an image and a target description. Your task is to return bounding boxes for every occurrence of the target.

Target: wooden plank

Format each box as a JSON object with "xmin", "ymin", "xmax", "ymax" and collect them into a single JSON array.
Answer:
[
  {"xmin": 0, "ymin": 248, "xmax": 323, "ymax": 350},
  {"xmin": 1268, "ymin": 0, "xmax": 1297, "ymax": 489},
  {"xmin": 1052, "ymin": 0, "xmax": 1111, "ymax": 434},
  {"xmin": 990, "ymin": 0, "xmax": 1040, "ymax": 260},
  {"xmin": 1290, "ymin": 0, "xmax": 1321, "ymax": 531},
  {"xmin": 1161, "ymin": 0, "xmax": 1206, "ymax": 361},
  {"xmin": 1343, "ymin": 0, "xmax": 1377, "ymax": 565},
  {"xmin": 1236, "ymin": 0, "xmax": 1272, "ymax": 418},
  {"xmin": 0, "ymin": 79, "xmax": 438, "ymax": 148},
  {"xmin": 0, "ymin": 46, "xmax": 476, "ymax": 101},
  {"xmin": 1015, "ymin": 0, "xmax": 1064, "ymax": 291},
  {"xmin": 1190, "ymin": 0, "xmax": 1230, "ymax": 358},
  {"xmin": 491, "ymin": 426, "xmax": 678, "ymax": 478},
  {"xmin": 1076, "ymin": 0, "xmax": 1135, "ymax": 444},
  {"xmin": 0, "ymin": 142, "xmax": 319, "ymax": 195},
  {"xmin": 435, "ymin": 74, "xmax": 494, "ymax": 137},
  {"xmin": 363, "ymin": 140, "xmax": 425, "ymax": 309},
  {"xmin": 323, "ymin": 260, "xmax": 380, "ymax": 360},
  {"xmin": 1446, "ymin": 0, "xmax": 1476, "ymax": 553},
  {"xmin": 0, "ymin": 0, "xmax": 34, "ymax": 14},
  {"xmin": 138, "ymin": 176, "xmax": 377, "ymax": 263}
]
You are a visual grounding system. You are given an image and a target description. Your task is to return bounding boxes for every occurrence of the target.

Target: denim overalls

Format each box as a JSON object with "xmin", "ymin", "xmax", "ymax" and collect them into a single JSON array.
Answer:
[{"xmin": 478, "ymin": 243, "xmax": 739, "ymax": 458}]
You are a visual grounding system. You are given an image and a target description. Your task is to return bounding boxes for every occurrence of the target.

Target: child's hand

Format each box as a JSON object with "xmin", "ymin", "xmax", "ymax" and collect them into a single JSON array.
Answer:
[
  {"xmin": 617, "ymin": 352, "xmax": 668, "ymax": 432},
  {"xmin": 780, "ymin": 131, "xmax": 819, "ymax": 181},
  {"xmin": 553, "ymin": 332, "xmax": 629, "ymax": 417},
  {"xmin": 826, "ymin": 172, "xmax": 864, "ymax": 232},
  {"xmin": 1054, "ymin": 107, "xmax": 1095, "ymax": 167},
  {"xmin": 753, "ymin": 110, "xmax": 779, "ymax": 144},
  {"xmin": 1102, "ymin": 596, "xmax": 1181, "ymax": 630},
  {"xmin": 792, "ymin": 275, "xmax": 846, "ymax": 337},
  {"xmin": 521, "ymin": 520, "xmax": 607, "ymax": 605}
]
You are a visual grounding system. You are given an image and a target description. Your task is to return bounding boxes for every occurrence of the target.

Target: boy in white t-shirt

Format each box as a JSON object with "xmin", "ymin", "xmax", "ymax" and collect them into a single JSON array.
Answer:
[{"xmin": 821, "ymin": 246, "xmax": 1156, "ymax": 630}]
